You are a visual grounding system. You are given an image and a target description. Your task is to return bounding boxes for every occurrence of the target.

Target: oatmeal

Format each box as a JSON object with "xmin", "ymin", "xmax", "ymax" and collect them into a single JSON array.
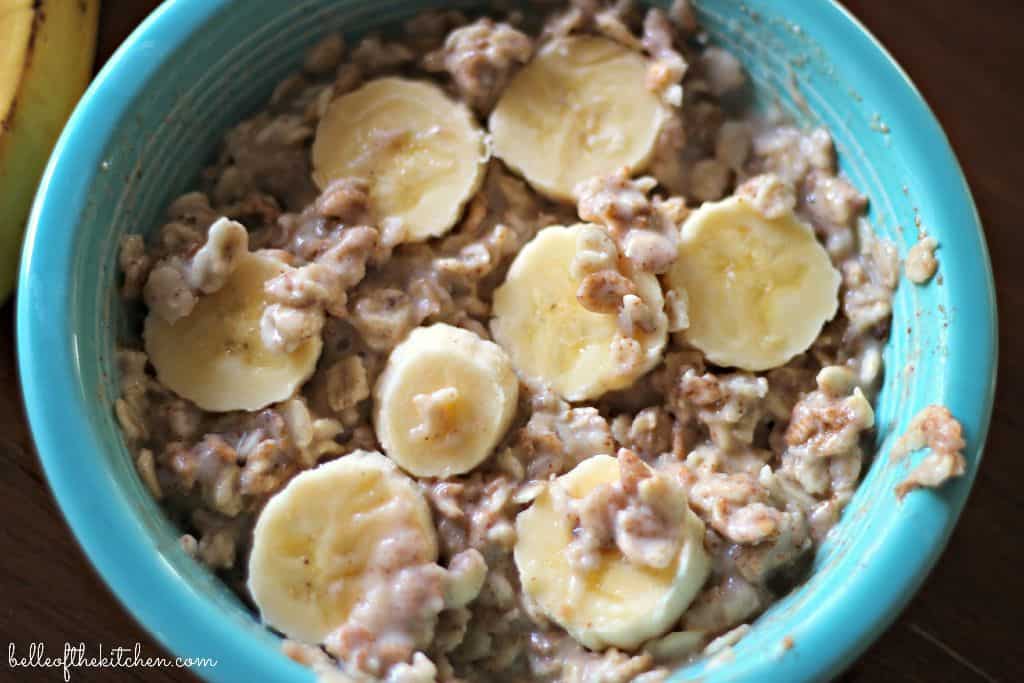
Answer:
[
  {"xmin": 114, "ymin": 2, "xmax": 967, "ymax": 681},
  {"xmin": 905, "ymin": 233, "xmax": 939, "ymax": 284},
  {"xmin": 893, "ymin": 405, "xmax": 967, "ymax": 499}
]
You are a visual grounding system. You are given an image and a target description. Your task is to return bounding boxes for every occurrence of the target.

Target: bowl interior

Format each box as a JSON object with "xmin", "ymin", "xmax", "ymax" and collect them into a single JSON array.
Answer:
[{"xmin": 20, "ymin": 0, "xmax": 995, "ymax": 681}]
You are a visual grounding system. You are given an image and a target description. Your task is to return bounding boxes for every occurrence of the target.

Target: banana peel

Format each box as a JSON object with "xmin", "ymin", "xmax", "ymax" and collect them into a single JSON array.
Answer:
[{"xmin": 0, "ymin": 0, "xmax": 99, "ymax": 302}]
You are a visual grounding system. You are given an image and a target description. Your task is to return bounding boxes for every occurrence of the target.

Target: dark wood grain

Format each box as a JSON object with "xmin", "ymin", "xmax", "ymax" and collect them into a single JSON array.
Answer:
[{"xmin": 3, "ymin": 1, "xmax": 1021, "ymax": 681}]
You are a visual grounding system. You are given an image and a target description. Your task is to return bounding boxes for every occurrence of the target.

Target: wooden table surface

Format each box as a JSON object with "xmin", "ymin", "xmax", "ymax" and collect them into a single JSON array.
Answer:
[{"xmin": 2, "ymin": 1, "xmax": 1021, "ymax": 681}]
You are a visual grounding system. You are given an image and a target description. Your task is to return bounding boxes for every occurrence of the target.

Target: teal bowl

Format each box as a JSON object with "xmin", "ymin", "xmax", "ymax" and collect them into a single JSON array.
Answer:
[{"xmin": 17, "ymin": 1, "xmax": 996, "ymax": 681}]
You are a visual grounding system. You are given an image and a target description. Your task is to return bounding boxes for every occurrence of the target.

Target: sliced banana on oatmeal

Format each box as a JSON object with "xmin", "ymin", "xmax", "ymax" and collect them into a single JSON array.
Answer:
[
  {"xmin": 489, "ymin": 36, "xmax": 668, "ymax": 201},
  {"xmin": 515, "ymin": 454, "xmax": 710, "ymax": 651},
  {"xmin": 373, "ymin": 323, "xmax": 519, "ymax": 478},
  {"xmin": 490, "ymin": 225, "xmax": 667, "ymax": 402},
  {"xmin": 665, "ymin": 196, "xmax": 841, "ymax": 371},
  {"xmin": 248, "ymin": 451, "xmax": 438, "ymax": 645},
  {"xmin": 144, "ymin": 252, "xmax": 322, "ymax": 412},
  {"xmin": 311, "ymin": 77, "xmax": 488, "ymax": 241}
]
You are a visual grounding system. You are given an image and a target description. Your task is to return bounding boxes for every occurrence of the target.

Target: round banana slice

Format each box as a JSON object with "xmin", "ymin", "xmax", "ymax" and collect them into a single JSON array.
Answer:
[
  {"xmin": 489, "ymin": 36, "xmax": 668, "ymax": 201},
  {"xmin": 312, "ymin": 77, "xmax": 488, "ymax": 241},
  {"xmin": 248, "ymin": 451, "xmax": 438, "ymax": 644},
  {"xmin": 515, "ymin": 454, "xmax": 710, "ymax": 651},
  {"xmin": 490, "ymin": 224, "xmax": 667, "ymax": 402},
  {"xmin": 665, "ymin": 196, "xmax": 841, "ymax": 371},
  {"xmin": 374, "ymin": 323, "xmax": 519, "ymax": 478},
  {"xmin": 144, "ymin": 252, "xmax": 322, "ymax": 412}
]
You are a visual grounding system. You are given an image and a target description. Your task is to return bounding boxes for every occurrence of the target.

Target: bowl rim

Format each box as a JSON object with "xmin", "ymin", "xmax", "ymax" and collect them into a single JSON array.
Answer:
[{"xmin": 16, "ymin": 1, "xmax": 997, "ymax": 682}]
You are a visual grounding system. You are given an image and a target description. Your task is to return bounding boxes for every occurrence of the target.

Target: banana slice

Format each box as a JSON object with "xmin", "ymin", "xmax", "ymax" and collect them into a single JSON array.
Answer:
[
  {"xmin": 144, "ymin": 252, "xmax": 322, "ymax": 412},
  {"xmin": 665, "ymin": 196, "xmax": 841, "ymax": 371},
  {"xmin": 374, "ymin": 323, "xmax": 519, "ymax": 478},
  {"xmin": 489, "ymin": 36, "xmax": 668, "ymax": 201},
  {"xmin": 515, "ymin": 454, "xmax": 710, "ymax": 651},
  {"xmin": 490, "ymin": 224, "xmax": 667, "ymax": 401},
  {"xmin": 311, "ymin": 77, "xmax": 488, "ymax": 241},
  {"xmin": 248, "ymin": 451, "xmax": 438, "ymax": 644}
]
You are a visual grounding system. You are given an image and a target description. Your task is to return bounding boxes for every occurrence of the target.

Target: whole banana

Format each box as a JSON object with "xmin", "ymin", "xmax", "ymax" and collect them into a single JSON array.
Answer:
[{"xmin": 0, "ymin": 0, "xmax": 99, "ymax": 301}]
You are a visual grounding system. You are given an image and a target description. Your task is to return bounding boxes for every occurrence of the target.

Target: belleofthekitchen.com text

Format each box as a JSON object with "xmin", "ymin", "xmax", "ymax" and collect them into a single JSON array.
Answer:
[{"xmin": 8, "ymin": 642, "xmax": 218, "ymax": 681}]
